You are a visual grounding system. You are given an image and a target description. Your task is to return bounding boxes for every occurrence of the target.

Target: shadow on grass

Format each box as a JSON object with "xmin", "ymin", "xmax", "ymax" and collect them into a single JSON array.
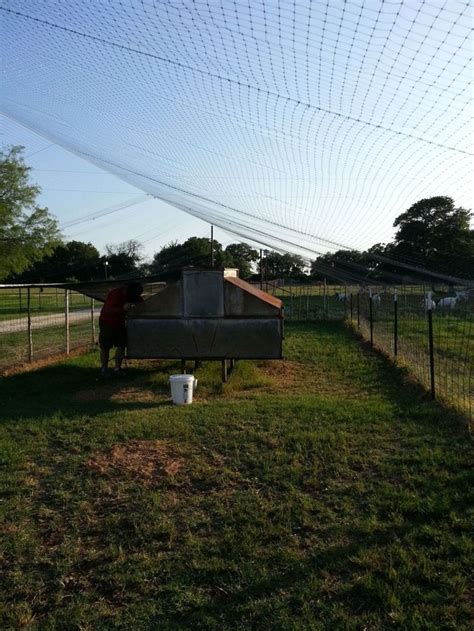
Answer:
[{"xmin": 0, "ymin": 360, "xmax": 178, "ymax": 424}]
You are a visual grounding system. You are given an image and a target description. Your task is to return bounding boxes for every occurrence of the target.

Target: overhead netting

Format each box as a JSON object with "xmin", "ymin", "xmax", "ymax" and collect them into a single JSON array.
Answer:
[{"xmin": 1, "ymin": 0, "xmax": 472, "ymax": 270}]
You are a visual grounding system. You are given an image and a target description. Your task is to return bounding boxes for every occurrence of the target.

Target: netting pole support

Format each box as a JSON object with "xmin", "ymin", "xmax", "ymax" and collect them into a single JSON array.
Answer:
[
  {"xmin": 427, "ymin": 293, "xmax": 435, "ymax": 400},
  {"xmin": 369, "ymin": 288, "xmax": 373, "ymax": 347},
  {"xmin": 393, "ymin": 289, "xmax": 398, "ymax": 357},
  {"xmin": 65, "ymin": 289, "xmax": 70, "ymax": 355},
  {"xmin": 27, "ymin": 287, "xmax": 33, "ymax": 362},
  {"xmin": 91, "ymin": 298, "xmax": 96, "ymax": 344}
]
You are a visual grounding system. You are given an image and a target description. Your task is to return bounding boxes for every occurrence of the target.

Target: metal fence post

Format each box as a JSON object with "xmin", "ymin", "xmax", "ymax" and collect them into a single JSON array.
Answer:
[
  {"xmin": 427, "ymin": 292, "xmax": 435, "ymax": 400},
  {"xmin": 65, "ymin": 289, "xmax": 70, "ymax": 354},
  {"xmin": 369, "ymin": 288, "xmax": 374, "ymax": 347},
  {"xmin": 350, "ymin": 291, "xmax": 353, "ymax": 322},
  {"xmin": 393, "ymin": 289, "xmax": 398, "ymax": 357},
  {"xmin": 27, "ymin": 287, "xmax": 33, "ymax": 362},
  {"xmin": 91, "ymin": 297, "xmax": 96, "ymax": 344}
]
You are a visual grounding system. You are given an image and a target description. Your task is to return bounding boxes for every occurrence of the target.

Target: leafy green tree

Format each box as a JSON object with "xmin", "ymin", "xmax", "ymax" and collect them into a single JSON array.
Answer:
[
  {"xmin": 224, "ymin": 242, "xmax": 259, "ymax": 279},
  {"xmin": 391, "ymin": 196, "xmax": 473, "ymax": 278},
  {"xmin": 151, "ymin": 236, "xmax": 225, "ymax": 274},
  {"xmin": 14, "ymin": 240, "xmax": 102, "ymax": 282},
  {"xmin": 105, "ymin": 239, "xmax": 143, "ymax": 278},
  {"xmin": 262, "ymin": 251, "xmax": 307, "ymax": 280},
  {"xmin": 0, "ymin": 145, "xmax": 61, "ymax": 280}
]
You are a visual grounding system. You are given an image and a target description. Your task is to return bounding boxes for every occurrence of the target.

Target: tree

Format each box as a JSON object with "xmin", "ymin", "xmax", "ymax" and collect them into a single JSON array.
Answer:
[
  {"xmin": 14, "ymin": 240, "xmax": 102, "ymax": 282},
  {"xmin": 392, "ymin": 196, "xmax": 473, "ymax": 278},
  {"xmin": 151, "ymin": 237, "xmax": 225, "ymax": 275},
  {"xmin": 262, "ymin": 251, "xmax": 307, "ymax": 280},
  {"xmin": 0, "ymin": 145, "xmax": 62, "ymax": 280},
  {"xmin": 224, "ymin": 242, "xmax": 259, "ymax": 279},
  {"xmin": 105, "ymin": 239, "xmax": 143, "ymax": 278}
]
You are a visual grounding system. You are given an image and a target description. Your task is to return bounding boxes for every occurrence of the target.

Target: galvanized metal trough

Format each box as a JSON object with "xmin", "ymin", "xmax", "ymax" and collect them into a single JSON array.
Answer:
[{"xmin": 126, "ymin": 269, "xmax": 283, "ymax": 379}]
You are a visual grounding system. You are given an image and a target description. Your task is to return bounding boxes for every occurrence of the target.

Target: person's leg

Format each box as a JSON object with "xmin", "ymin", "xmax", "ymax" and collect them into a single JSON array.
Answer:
[
  {"xmin": 113, "ymin": 327, "xmax": 127, "ymax": 373},
  {"xmin": 99, "ymin": 322, "xmax": 112, "ymax": 374},
  {"xmin": 100, "ymin": 347, "xmax": 110, "ymax": 371},
  {"xmin": 114, "ymin": 346, "xmax": 125, "ymax": 370}
]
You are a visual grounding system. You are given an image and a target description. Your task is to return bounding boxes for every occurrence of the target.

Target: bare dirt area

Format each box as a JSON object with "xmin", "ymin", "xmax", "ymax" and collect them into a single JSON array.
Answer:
[
  {"xmin": 253, "ymin": 359, "xmax": 361, "ymax": 397},
  {"xmin": 87, "ymin": 440, "xmax": 184, "ymax": 485},
  {"xmin": 72, "ymin": 384, "xmax": 159, "ymax": 404}
]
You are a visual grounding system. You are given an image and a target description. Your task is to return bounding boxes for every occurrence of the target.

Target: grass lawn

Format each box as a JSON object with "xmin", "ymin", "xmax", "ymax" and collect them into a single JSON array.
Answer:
[{"xmin": 1, "ymin": 322, "xmax": 472, "ymax": 629}]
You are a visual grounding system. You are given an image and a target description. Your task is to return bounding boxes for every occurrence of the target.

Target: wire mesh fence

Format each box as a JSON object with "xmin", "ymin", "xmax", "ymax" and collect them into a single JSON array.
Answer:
[
  {"xmin": 1, "ymin": 281, "xmax": 472, "ymax": 421},
  {"xmin": 353, "ymin": 286, "xmax": 473, "ymax": 421},
  {"xmin": 0, "ymin": 283, "xmax": 164, "ymax": 373},
  {"xmin": 260, "ymin": 280, "xmax": 472, "ymax": 422},
  {"xmin": 0, "ymin": 286, "xmax": 97, "ymax": 370}
]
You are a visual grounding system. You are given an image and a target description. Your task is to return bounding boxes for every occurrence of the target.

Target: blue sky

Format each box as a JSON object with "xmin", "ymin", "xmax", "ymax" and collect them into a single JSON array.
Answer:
[
  {"xmin": 1, "ymin": 116, "xmax": 239, "ymax": 261},
  {"xmin": 1, "ymin": 0, "xmax": 472, "ymax": 265}
]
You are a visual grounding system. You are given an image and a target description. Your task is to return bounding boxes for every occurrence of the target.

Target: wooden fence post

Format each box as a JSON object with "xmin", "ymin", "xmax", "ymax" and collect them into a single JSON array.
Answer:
[
  {"xmin": 357, "ymin": 290, "xmax": 360, "ymax": 328},
  {"xmin": 369, "ymin": 288, "xmax": 374, "ymax": 347},
  {"xmin": 91, "ymin": 297, "xmax": 96, "ymax": 344},
  {"xmin": 393, "ymin": 289, "xmax": 398, "ymax": 357},
  {"xmin": 65, "ymin": 289, "xmax": 70, "ymax": 354},
  {"xmin": 27, "ymin": 287, "xmax": 33, "ymax": 362}
]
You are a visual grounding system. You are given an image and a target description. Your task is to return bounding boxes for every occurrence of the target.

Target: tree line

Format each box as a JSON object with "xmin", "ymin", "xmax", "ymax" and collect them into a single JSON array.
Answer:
[{"xmin": 1, "ymin": 145, "xmax": 472, "ymax": 284}]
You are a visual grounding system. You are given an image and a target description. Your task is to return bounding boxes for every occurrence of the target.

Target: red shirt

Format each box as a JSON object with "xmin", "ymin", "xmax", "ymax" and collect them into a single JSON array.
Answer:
[{"xmin": 99, "ymin": 288, "xmax": 129, "ymax": 330}]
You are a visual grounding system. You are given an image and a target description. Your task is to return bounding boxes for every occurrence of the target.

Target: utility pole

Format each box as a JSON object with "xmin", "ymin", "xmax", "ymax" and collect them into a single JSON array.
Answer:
[{"xmin": 211, "ymin": 225, "xmax": 215, "ymax": 268}]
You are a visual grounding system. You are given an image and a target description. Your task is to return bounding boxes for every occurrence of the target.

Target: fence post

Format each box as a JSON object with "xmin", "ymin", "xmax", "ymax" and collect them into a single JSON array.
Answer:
[
  {"xmin": 323, "ymin": 278, "xmax": 327, "ymax": 317},
  {"xmin": 27, "ymin": 287, "xmax": 33, "ymax": 362},
  {"xmin": 91, "ymin": 297, "xmax": 96, "ymax": 344},
  {"xmin": 350, "ymin": 291, "xmax": 353, "ymax": 322},
  {"xmin": 19, "ymin": 287, "xmax": 23, "ymax": 313},
  {"xmin": 65, "ymin": 289, "xmax": 70, "ymax": 354},
  {"xmin": 427, "ymin": 291, "xmax": 435, "ymax": 400},
  {"xmin": 369, "ymin": 288, "xmax": 373, "ymax": 347},
  {"xmin": 393, "ymin": 289, "xmax": 398, "ymax": 357},
  {"xmin": 357, "ymin": 290, "xmax": 360, "ymax": 328}
]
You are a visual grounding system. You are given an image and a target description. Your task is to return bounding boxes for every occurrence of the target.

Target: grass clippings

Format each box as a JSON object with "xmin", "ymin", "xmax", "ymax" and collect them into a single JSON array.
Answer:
[{"xmin": 87, "ymin": 439, "xmax": 184, "ymax": 485}]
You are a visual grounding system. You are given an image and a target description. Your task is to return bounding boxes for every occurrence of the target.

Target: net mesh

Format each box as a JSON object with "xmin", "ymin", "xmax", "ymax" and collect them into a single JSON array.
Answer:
[{"xmin": 1, "ymin": 0, "xmax": 472, "ymax": 267}]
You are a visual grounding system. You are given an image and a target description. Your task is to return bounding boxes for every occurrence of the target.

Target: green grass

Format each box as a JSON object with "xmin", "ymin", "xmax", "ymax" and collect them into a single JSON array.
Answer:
[
  {"xmin": 0, "ymin": 288, "xmax": 92, "ymax": 321},
  {"xmin": 0, "ymin": 321, "xmax": 96, "ymax": 369},
  {"xmin": 1, "ymin": 323, "xmax": 473, "ymax": 629}
]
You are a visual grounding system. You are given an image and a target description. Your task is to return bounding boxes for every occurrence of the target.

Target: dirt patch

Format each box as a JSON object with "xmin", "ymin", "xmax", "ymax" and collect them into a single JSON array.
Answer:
[
  {"xmin": 87, "ymin": 439, "xmax": 184, "ymax": 485},
  {"xmin": 110, "ymin": 387, "xmax": 158, "ymax": 403},
  {"xmin": 257, "ymin": 359, "xmax": 361, "ymax": 397},
  {"xmin": 72, "ymin": 384, "xmax": 159, "ymax": 403},
  {"xmin": 260, "ymin": 360, "xmax": 308, "ymax": 388}
]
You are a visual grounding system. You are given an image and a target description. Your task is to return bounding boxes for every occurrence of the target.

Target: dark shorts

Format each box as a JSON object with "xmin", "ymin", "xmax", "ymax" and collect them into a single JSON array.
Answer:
[{"xmin": 99, "ymin": 322, "xmax": 127, "ymax": 350}]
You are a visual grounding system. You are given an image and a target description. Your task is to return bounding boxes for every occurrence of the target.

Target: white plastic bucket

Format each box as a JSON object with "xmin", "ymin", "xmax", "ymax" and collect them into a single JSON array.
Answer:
[{"xmin": 169, "ymin": 374, "xmax": 196, "ymax": 405}]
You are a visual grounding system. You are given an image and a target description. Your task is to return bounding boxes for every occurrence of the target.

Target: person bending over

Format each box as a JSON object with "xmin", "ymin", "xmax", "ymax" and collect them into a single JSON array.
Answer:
[{"xmin": 99, "ymin": 281, "xmax": 143, "ymax": 376}]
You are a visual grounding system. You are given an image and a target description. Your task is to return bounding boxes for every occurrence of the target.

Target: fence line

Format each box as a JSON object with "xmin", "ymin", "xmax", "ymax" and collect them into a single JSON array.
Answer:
[
  {"xmin": 1, "ymin": 282, "xmax": 472, "ymax": 421},
  {"xmin": 0, "ymin": 282, "xmax": 164, "ymax": 372}
]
